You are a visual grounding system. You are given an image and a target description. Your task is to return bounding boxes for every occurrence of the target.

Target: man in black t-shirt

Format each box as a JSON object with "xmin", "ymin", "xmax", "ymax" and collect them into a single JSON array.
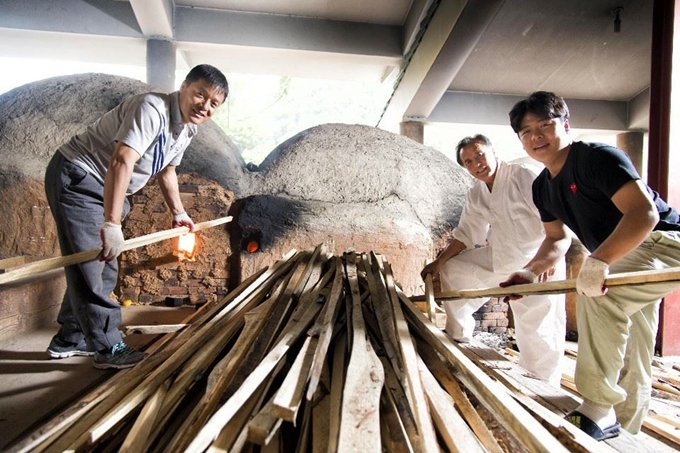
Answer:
[{"xmin": 499, "ymin": 91, "xmax": 680, "ymax": 441}]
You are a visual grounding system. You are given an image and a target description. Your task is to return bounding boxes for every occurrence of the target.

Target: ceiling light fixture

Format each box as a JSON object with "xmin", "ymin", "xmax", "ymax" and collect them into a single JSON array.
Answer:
[{"xmin": 613, "ymin": 6, "xmax": 623, "ymax": 34}]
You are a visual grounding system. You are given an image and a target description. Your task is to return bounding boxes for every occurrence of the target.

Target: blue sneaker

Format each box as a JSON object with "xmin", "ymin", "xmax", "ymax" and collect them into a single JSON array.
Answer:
[
  {"xmin": 47, "ymin": 336, "xmax": 94, "ymax": 359},
  {"xmin": 93, "ymin": 341, "xmax": 145, "ymax": 370}
]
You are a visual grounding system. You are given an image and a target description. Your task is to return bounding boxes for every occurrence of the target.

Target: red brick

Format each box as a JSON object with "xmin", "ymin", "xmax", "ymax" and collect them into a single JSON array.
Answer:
[{"xmin": 164, "ymin": 286, "xmax": 189, "ymax": 295}]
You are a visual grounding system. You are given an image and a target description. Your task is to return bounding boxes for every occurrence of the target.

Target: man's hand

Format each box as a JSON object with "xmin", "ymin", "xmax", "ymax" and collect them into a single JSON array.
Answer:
[
  {"xmin": 498, "ymin": 268, "xmax": 537, "ymax": 302},
  {"xmin": 536, "ymin": 266, "xmax": 556, "ymax": 283},
  {"xmin": 100, "ymin": 222, "xmax": 124, "ymax": 261},
  {"xmin": 172, "ymin": 212, "xmax": 195, "ymax": 232},
  {"xmin": 421, "ymin": 259, "xmax": 443, "ymax": 282},
  {"xmin": 576, "ymin": 257, "xmax": 609, "ymax": 297}
]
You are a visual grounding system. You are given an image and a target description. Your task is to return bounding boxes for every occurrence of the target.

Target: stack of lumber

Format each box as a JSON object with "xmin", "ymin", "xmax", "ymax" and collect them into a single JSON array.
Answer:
[
  {"xmin": 8, "ymin": 246, "xmax": 616, "ymax": 452},
  {"xmin": 450, "ymin": 338, "xmax": 680, "ymax": 452}
]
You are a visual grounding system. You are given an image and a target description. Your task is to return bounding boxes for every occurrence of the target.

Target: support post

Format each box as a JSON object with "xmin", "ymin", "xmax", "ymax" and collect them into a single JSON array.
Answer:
[
  {"xmin": 616, "ymin": 131, "xmax": 645, "ymax": 176},
  {"xmin": 399, "ymin": 119, "xmax": 424, "ymax": 144},
  {"xmin": 650, "ymin": 0, "xmax": 680, "ymax": 356},
  {"xmin": 146, "ymin": 39, "xmax": 176, "ymax": 92}
]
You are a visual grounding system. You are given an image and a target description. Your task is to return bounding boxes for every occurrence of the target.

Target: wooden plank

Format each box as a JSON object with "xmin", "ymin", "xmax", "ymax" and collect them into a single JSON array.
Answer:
[
  {"xmin": 410, "ymin": 266, "xmax": 680, "ymax": 301},
  {"xmin": 424, "ymin": 273, "xmax": 436, "ymax": 322},
  {"xmin": 364, "ymin": 252, "xmax": 404, "ymax": 383},
  {"xmin": 142, "ymin": 312, "xmax": 248, "ymax": 444},
  {"xmin": 417, "ymin": 356, "xmax": 486, "ymax": 453},
  {"xmin": 465, "ymin": 345, "xmax": 616, "ymax": 453},
  {"xmin": 222, "ymin": 253, "xmax": 313, "ymax": 399},
  {"xmin": 383, "ymin": 261, "xmax": 439, "ymax": 453},
  {"xmin": 123, "ymin": 324, "xmax": 186, "ymax": 335},
  {"xmin": 88, "ymin": 292, "xmax": 258, "ymax": 445},
  {"xmin": 294, "ymin": 391, "xmax": 314, "ymax": 453},
  {"xmin": 88, "ymin": 260, "xmax": 284, "ymax": 447},
  {"xmin": 327, "ymin": 329, "xmax": 347, "ymax": 453},
  {"xmin": 376, "ymin": 351, "xmax": 418, "ymax": 451},
  {"xmin": 160, "ymin": 285, "xmax": 281, "ymax": 452},
  {"xmin": 272, "ymin": 335, "xmax": 317, "ymax": 422},
  {"xmin": 310, "ymin": 360, "xmax": 331, "ymax": 453},
  {"xmin": 416, "ymin": 339, "xmax": 504, "ymax": 453},
  {"xmin": 118, "ymin": 380, "xmax": 169, "ymax": 452},
  {"xmin": 337, "ymin": 255, "xmax": 385, "ymax": 453},
  {"xmin": 275, "ymin": 254, "xmax": 335, "ymax": 345},
  {"xmin": 412, "ymin": 301, "xmax": 446, "ymax": 329},
  {"xmin": 207, "ymin": 379, "xmax": 271, "ymax": 453},
  {"xmin": 306, "ymin": 258, "xmax": 344, "ymax": 400},
  {"xmin": 561, "ymin": 348, "xmax": 680, "ymax": 452},
  {"xmin": 644, "ymin": 416, "xmax": 680, "ymax": 449},
  {"xmin": 185, "ymin": 292, "xmax": 324, "ymax": 452},
  {"xmin": 0, "ymin": 255, "xmax": 41, "ymax": 270},
  {"xmin": 247, "ymin": 391, "xmax": 284, "ymax": 446},
  {"xmin": 0, "ymin": 216, "xmax": 232, "ymax": 285},
  {"xmin": 398, "ymin": 290, "xmax": 570, "ymax": 453}
]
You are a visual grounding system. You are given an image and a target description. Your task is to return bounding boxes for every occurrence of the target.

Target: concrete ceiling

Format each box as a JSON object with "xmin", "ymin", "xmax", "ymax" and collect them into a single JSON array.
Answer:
[{"xmin": 0, "ymin": 0, "xmax": 653, "ymax": 133}]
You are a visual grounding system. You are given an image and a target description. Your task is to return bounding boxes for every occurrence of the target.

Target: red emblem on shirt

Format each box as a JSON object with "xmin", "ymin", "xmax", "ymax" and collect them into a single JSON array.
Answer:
[{"xmin": 570, "ymin": 182, "xmax": 577, "ymax": 194}]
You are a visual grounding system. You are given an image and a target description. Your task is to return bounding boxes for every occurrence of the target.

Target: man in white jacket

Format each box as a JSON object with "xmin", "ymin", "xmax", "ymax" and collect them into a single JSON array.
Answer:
[{"xmin": 421, "ymin": 134, "xmax": 566, "ymax": 386}]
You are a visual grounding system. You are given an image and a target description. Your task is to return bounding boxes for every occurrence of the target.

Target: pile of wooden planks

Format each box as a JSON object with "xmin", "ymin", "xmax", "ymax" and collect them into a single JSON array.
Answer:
[{"xmin": 9, "ymin": 246, "xmax": 617, "ymax": 452}]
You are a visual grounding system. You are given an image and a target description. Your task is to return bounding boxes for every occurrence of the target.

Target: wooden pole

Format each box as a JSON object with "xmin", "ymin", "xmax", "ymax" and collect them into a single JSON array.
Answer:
[
  {"xmin": 411, "ymin": 266, "xmax": 680, "ymax": 302},
  {"xmin": 0, "ymin": 216, "xmax": 232, "ymax": 285}
]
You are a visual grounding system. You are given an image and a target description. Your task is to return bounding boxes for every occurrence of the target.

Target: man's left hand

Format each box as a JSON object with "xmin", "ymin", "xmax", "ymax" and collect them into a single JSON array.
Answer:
[
  {"xmin": 173, "ymin": 212, "xmax": 195, "ymax": 231},
  {"xmin": 498, "ymin": 268, "xmax": 537, "ymax": 302}
]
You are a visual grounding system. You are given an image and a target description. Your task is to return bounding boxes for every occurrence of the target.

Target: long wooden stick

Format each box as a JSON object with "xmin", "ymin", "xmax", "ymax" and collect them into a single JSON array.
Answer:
[
  {"xmin": 411, "ymin": 266, "xmax": 680, "ymax": 301},
  {"xmin": 0, "ymin": 216, "xmax": 232, "ymax": 285}
]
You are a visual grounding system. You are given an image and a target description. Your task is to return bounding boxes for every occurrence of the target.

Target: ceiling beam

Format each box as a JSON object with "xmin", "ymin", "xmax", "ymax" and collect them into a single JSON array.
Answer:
[
  {"xmin": 429, "ymin": 91, "xmax": 629, "ymax": 131},
  {"xmin": 129, "ymin": 0, "xmax": 174, "ymax": 39},
  {"xmin": 0, "ymin": 0, "xmax": 140, "ymax": 37},
  {"xmin": 377, "ymin": 0, "xmax": 468, "ymax": 131},
  {"xmin": 402, "ymin": 0, "xmax": 435, "ymax": 53},
  {"xmin": 404, "ymin": 0, "xmax": 505, "ymax": 119},
  {"xmin": 174, "ymin": 5, "xmax": 401, "ymax": 57},
  {"xmin": 0, "ymin": 0, "xmax": 401, "ymax": 59}
]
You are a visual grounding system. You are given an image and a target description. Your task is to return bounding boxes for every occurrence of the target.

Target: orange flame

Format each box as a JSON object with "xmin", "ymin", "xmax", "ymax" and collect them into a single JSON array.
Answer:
[{"xmin": 177, "ymin": 233, "xmax": 197, "ymax": 261}]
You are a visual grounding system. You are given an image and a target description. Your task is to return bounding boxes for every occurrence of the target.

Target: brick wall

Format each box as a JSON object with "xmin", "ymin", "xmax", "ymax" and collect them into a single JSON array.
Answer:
[
  {"xmin": 473, "ymin": 298, "xmax": 509, "ymax": 334},
  {"xmin": 116, "ymin": 173, "xmax": 234, "ymax": 307}
]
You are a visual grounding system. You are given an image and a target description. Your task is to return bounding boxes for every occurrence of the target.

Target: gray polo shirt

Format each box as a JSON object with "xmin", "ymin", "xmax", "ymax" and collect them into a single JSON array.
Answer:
[{"xmin": 58, "ymin": 91, "xmax": 197, "ymax": 195}]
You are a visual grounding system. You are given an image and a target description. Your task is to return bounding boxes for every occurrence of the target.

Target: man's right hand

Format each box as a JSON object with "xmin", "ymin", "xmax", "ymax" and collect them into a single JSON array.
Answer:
[
  {"xmin": 100, "ymin": 222, "xmax": 124, "ymax": 261},
  {"xmin": 421, "ymin": 259, "xmax": 443, "ymax": 281}
]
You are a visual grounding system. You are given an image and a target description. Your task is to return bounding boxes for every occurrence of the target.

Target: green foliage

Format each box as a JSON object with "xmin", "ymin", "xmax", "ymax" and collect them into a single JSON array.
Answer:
[{"xmin": 212, "ymin": 73, "xmax": 392, "ymax": 164}]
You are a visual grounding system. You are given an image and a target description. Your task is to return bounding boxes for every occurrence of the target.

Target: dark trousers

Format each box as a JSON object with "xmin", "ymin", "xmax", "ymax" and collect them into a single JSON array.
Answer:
[{"xmin": 44, "ymin": 152, "xmax": 129, "ymax": 350}]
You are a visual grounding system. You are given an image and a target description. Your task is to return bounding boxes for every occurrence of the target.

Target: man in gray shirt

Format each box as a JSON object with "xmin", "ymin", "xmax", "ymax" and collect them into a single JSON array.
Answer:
[{"xmin": 44, "ymin": 64, "xmax": 228, "ymax": 369}]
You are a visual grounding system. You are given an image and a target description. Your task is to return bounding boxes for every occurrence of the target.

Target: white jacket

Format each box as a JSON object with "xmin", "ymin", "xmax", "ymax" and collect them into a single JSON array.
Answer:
[{"xmin": 453, "ymin": 160, "xmax": 545, "ymax": 274}]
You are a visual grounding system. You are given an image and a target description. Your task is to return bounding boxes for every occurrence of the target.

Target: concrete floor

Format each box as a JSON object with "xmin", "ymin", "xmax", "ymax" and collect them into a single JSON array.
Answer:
[{"xmin": 0, "ymin": 305, "xmax": 195, "ymax": 451}]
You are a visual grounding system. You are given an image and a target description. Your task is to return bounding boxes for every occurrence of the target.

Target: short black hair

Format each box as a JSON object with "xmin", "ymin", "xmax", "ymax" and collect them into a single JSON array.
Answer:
[
  {"xmin": 509, "ymin": 91, "xmax": 569, "ymax": 133},
  {"xmin": 455, "ymin": 134, "xmax": 493, "ymax": 166},
  {"xmin": 184, "ymin": 64, "xmax": 229, "ymax": 98}
]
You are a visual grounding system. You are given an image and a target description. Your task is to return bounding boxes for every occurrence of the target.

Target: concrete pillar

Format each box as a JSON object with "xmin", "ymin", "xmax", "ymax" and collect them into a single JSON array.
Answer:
[
  {"xmin": 399, "ymin": 120, "xmax": 424, "ymax": 144},
  {"xmin": 146, "ymin": 39, "xmax": 176, "ymax": 93},
  {"xmin": 616, "ymin": 131, "xmax": 645, "ymax": 176}
]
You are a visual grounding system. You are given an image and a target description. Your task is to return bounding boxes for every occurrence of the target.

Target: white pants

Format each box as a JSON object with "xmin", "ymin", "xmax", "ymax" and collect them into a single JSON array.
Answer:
[
  {"xmin": 575, "ymin": 231, "xmax": 680, "ymax": 433},
  {"xmin": 440, "ymin": 246, "xmax": 566, "ymax": 387}
]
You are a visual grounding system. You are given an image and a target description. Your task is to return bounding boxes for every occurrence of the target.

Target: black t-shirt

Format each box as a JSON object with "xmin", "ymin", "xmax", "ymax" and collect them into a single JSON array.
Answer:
[{"xmin": 532, "ymin": 141, "xmax": 680, "ymax": 252}]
